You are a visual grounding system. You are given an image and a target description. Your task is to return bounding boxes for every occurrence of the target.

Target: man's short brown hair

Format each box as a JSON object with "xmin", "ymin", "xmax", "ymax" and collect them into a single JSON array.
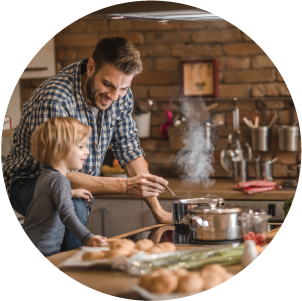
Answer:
[
  {"xmin": 92, "ymin": 37, "xmax": 143, "ymax": 75},
  {"xmin": 31, "ymin": 117, "xmax": 92, "ymax": 167}
]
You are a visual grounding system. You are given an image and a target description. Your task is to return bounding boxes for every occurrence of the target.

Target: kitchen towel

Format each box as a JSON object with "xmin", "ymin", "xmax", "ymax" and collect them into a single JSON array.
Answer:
[{"xmin": 234, "ymin": 180, "xmax": 282, "ymax": 194}]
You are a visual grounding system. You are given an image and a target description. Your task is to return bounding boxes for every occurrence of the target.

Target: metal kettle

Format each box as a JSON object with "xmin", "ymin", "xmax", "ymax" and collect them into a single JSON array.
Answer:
[{"xmin": 220, "ymin": 98, "xmax": 252, "ymax": 179}]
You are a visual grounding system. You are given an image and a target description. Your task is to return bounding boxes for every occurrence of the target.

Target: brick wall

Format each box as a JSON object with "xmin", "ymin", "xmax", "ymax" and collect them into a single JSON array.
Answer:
[{"xmin": 20, "ymin": 18, "xmax": 299, "ymax": 179}]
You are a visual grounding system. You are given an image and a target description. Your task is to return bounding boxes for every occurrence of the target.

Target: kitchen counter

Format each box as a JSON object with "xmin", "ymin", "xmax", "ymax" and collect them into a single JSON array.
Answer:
[
  {"xmin": 97, "ymin": 178, "xmax": 296, "ymax": 200},
  {"xmin": 47, "ymin": 224, "xmax": 280, "ymax": 299}
]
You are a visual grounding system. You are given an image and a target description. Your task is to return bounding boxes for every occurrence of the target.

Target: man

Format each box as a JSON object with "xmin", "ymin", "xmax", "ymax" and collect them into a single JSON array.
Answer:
[{"xmin": 3, "ymin": 37, "xmax": 172, "ymax": 251}]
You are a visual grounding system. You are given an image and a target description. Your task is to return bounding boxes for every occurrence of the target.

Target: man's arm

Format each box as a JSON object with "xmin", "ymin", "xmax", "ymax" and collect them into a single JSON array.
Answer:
[
  {"xmin": 124, "ymin": 156, "xmax": 173, "ymax": 224},
  {"xmin": 67, "ymin": 167, "xmax": 168, "ymax": 198}
]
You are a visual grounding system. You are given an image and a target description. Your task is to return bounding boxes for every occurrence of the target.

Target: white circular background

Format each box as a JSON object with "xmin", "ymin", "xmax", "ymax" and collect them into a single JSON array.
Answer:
[{"xmin": 1, "ymin": 1, "xmax": 301, "ymax": 300}]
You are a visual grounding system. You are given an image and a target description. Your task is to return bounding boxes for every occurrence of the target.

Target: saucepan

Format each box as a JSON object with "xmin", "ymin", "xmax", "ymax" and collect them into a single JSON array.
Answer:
[
  {"xmin": 183, "ymin": 199, "xmax": 251, "ymax": 241},
  {"xmin": 172, "ymin": 197, "xmax": 225, "ymax": 228}
]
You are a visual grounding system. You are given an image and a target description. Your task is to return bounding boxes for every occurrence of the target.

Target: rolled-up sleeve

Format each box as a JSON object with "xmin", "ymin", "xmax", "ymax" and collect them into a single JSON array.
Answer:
[{"xmin": 110, "ymin": 89, "xmax": 145, "ymax": 167}]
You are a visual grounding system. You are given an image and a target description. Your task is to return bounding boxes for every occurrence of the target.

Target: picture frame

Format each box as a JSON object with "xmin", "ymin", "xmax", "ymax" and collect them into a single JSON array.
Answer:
[{"xmin": 181, "ymin": 59, "xmax": 219, "ymax": 98}]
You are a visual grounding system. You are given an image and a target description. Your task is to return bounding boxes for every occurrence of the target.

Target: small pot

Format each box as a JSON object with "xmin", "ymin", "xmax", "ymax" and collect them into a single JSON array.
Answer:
[
  {"xmin": 172, "ymin": 197, "xmax": 225, "ymax": 228},
  {"xmin": 183, "ymin": 200, "xmax": 250, "ymax": 241}
]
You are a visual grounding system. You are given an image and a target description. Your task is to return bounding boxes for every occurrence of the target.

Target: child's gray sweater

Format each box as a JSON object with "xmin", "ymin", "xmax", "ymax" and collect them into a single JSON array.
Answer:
[{"xmin": 23, "ymin": 168, "xmax": 93, "ymax": 256}]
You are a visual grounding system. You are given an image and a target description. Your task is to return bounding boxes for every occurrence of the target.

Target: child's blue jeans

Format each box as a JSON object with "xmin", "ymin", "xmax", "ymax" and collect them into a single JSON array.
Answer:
[{"xmin": 9, "ymin": 177, "xmax": 88, "ymax": 252}]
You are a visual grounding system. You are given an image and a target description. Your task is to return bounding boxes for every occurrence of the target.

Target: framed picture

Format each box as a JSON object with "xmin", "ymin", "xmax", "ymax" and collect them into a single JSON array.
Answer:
[{"xmin": 181, "ymin": 59, "xmax": 219, "ymax": 97}]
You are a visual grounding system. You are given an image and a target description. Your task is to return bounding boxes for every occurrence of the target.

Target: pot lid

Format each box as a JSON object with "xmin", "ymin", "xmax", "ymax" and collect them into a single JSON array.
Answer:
[
  {"xmin": 172, "ymin": 197, "xmax": 225, "ymax": 205},
  {"xmin": 188, "ymin": 202, "xmax": 247, "ymax": 214}
]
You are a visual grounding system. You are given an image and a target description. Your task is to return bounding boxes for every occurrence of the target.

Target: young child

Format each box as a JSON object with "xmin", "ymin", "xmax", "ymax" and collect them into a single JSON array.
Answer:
[{"xmin": 23, "ymin": 117, "xmax": 107, "ymax": 256}]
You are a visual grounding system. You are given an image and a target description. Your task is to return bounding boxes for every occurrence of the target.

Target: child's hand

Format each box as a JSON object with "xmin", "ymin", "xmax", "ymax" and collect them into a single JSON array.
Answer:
[
  {"xmin": 71, "ymin": 188, "xmax": 92, "ymax": 202},
  {"xmin": 86, "ymin": 235, "xmax": 108, "ymax": 247}
]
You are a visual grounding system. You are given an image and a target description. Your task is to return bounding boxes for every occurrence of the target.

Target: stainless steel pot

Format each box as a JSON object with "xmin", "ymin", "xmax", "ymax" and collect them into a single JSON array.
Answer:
[
  {"xmin": 183, "ymin": 200, "xmax": 250, "ymax": 241},
  {"xmin": 172, "ymin": 197, "xmax": 225, "ymax": 227}
]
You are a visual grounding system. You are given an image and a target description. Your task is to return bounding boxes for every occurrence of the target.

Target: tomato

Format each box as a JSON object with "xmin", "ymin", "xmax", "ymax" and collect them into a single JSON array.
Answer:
[
  {"xmin": 244, "ymin": 234, "xmax": 252, "ymax": 241},
  {"xmin": 256, "ymin": 233, "xmax": 266, "ymax": 243},
  {"xmin": 248, "ymin": 231, "xmax": 256, "ymax": 239},
  {"xmin": 253, "ymin": 238, "xmax": 259, "ymax": 245}
]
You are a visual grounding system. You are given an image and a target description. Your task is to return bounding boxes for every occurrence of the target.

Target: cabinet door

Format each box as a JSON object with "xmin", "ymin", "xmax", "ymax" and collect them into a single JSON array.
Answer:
[
  {"xmin": 86, "ymin": 198, "xmax": 143, "ymax": 237},
  {"xmin": 141, "ymin": 199, "xmax": 173, "ymax": 227}
]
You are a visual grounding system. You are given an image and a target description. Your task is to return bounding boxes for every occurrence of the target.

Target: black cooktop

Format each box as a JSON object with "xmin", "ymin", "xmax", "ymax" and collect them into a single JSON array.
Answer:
[{"xmin": 123, "ymin": 224, "xmax": 243, "ymax": 247}]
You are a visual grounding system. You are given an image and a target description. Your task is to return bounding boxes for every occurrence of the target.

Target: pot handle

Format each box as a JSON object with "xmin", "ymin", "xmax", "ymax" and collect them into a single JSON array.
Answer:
[
  {"xmin": 209, "ymin": 198, "xmax": 225, "ymax": 209},
  {"xmin": 182, "ymin": 214, "xmax": 209, "ymax": 227}
]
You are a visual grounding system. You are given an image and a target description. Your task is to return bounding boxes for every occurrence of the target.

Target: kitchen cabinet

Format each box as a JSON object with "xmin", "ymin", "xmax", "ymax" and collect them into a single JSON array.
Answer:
[
  {"xmin": 141, "ymin": 200, "xmax": 172, "ymax": 227},
  {"xmin": 21, "ymin": 38, "xmax": 55, "ymax": 79},
  {"xmin": 86, "ymin": 198, "xmax": 144, "ymax": 237},
  {"xmin": 87, "ymin": 198, "xmax": 172, "ymax": 236}
]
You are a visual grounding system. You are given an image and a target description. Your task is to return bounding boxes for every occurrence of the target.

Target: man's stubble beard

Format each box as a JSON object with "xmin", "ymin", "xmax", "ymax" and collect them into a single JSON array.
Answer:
[{"xmin": 86, "ymin": 74, "xmax": 112, "ymax": 111}]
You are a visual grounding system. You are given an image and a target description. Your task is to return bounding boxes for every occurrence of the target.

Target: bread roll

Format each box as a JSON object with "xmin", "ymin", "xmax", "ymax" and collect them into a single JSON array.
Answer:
[
  {"xmin": 135, "ymin": 239, "xmax": 154, "ymax": 251},
  {"xmin": 222, "ymin": 272, "xmax": 234, "ymax": 282},
  {"xmin": 149, "ymin": 273, "xmax": 178, "ymax": 293},
  {"xmin": 127, "ymin": 248, "xmax": 140, "ymax": 258},
  {"xmin": 148, "ymin": 246, "xmax": 164, "ymax": 254},
  {"xmin": 176, "ymin": 272, "xmax": 204, "ymax": 293},
  {"xmin": 171, "ymin": 268, "xmax": 189, "ymax": 278},
  {"xmin": 157, "ymin": 242, "xmax": 176, "ymax": 252},
  {"xmin": 200, "ymin": 264, "xmax": 228, "ymax": 278},
  {"xmin": 82, "ymin": 251, "xmax": 105, "ymax": 261},
  {"xmin": 103, "ymin": 249, "xmax": 130, "ymax": 259},
  {"xmin": 111, "ymin": 239, "xmax": 135, "ymax": 252},
  {"xmin": 151, "ymin": 268, "xmax": 173, "ymax": 277},
  {"xmin": 138, "ymin": 268, "xmax": 173, "ymax": 291},
  {"xmin": 138, "ymin": 274, "xmax": 153, "ymax": 290},
  {"xmin": 202, "ymin": 272, "xmax": 224, "ymax": 291}
]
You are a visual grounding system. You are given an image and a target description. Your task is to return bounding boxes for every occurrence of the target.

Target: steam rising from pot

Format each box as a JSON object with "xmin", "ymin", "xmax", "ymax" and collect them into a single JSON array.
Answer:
[{"xmin": 174, "ymin": 98, "xmax": 216, "ymax": 188}]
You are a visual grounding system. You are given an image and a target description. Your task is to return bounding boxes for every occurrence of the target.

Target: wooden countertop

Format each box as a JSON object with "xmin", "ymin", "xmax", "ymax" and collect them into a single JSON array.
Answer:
[
  {"xmin": 47, "ymin": 224, "xmax": 280, "ymax": 299},
  {"xmin": 97, "ymin": 178, "xmax": 296, "ymax": 200}
]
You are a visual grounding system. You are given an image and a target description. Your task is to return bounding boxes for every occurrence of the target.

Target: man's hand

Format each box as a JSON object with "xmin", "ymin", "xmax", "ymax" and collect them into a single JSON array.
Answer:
[
  {"xmin": 127, "ymin": 173, "xmax": 169, "ymax": 198},
  {"xmin": 86, "ymin": 235, "xmax": 108, "ymax": 247},
  {"xmin": 72, "ymin": 188, "xmax": 92, "ymax": 202}
]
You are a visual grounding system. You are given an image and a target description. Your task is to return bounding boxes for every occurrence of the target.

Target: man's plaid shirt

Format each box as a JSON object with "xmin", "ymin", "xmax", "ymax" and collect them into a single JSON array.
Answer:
[{"xmin": 3, "ymin": 59, "xmax": 144, "ymax": 218}]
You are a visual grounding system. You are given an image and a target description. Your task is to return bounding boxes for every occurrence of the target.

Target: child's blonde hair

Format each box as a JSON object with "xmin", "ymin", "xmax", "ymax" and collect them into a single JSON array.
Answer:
[{"xmin": 31, "ymin": 117, "xmax": 92, "ymax": 167}]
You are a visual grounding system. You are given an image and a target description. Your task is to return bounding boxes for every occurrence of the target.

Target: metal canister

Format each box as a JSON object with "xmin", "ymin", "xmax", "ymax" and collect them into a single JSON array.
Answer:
[
  {"xmin": 232, "ymin": 158, "xmax": 247, "ymax": 183},
  {"xmin": 251, "ymin": 126, "xmax": 270, "ymax": 151},
  {"xmin": 278, "ymin": 126, "xmax": 300, "ymax": 151}
]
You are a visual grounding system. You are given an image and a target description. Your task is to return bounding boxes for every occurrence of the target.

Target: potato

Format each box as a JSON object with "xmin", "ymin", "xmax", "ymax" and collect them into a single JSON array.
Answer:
[
  {"xmin": 176, "ymin": 272, "xmax": 204, "ymax": 293},
  {"xmin": 82, "ymin": 251, "xmax": 106, "ymax": 261},
  {"xmin": 111, "ymin": 239, "xmax": 135, "ymax": 252},
  {"xmin": 135, "ymin": 239, "xmax": 154, "ymax": 251}
]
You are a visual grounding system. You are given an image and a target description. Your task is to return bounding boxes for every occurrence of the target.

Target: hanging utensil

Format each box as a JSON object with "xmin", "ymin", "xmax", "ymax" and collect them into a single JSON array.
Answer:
[
  {"xmin": 203, "ymin": 103, "xmax": 218, "ymax": 112},
  {"xmin": 268, "ymin": 113, "xmax": 278, "ymax": 129},
  {"xmin": 293, "ymin": 119, "xmax": 298, "ymax": 126},
  {"xmin": 290, "ymin": 105, "xmax": 295, "ymax": 126},
  {"xmin": 259, "ymin": 101, "xmax": 267, "ymax": 126},
  {"xmin": 254, "ymin": 116, "xmax": 259, "ymax": 128},
  {"xmin": 243, "ymin": 117, "xmax": 252, "ymax": 128}
]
